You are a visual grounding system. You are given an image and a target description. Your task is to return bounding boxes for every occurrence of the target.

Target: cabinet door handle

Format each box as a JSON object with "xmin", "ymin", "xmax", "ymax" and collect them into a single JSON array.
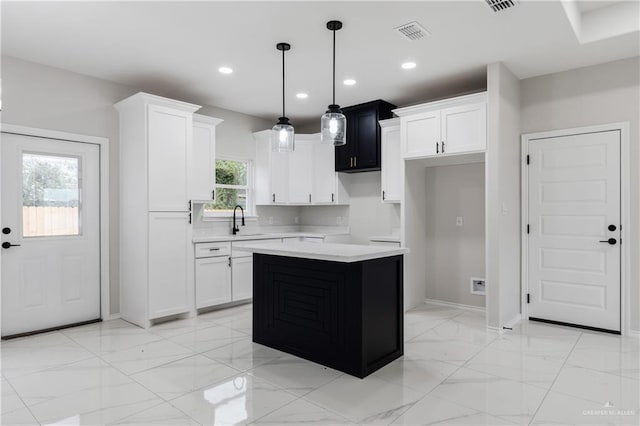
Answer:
[
  {"xmin": 331, "ymin": 193, "xmax": 335, "ymax": 202},
  {"xmin": 188, "ymin": 212, "xmax": 192, "ymax": 224},
  {"xmin": 442, "ymin": 141, "xmax": 445, "ymax": 153},
  {"xmin": 350, "ymin": 157, "xmax": 353, "ymax": 167},
  {"xmin": 212, "ymin": 189, "xmax": 215, "ymax": 200},
  {"xmin": 228, "ymin": 257, "xmax": 231, "ymax": 267},
  {"xmin": 272, "ymin": 193, "xmax": 276, "ymax": 203},
  {"xmin": 382, "ymin": 190, "xmax": 386, "ymax": 200},
  {"xmin": 436, "ymin": 142, "xmax": 439, "ymax": 154},
  {"xmin": 309, "ymin": 194, "xmax": 312, "ymax": 203},
  {"xmin": 209, "ymin": 247, "xmax": 221, "ymax": 251},
  {"xmin": 354, "ymin": 157, "xmax": 357, "ymax": 167}
]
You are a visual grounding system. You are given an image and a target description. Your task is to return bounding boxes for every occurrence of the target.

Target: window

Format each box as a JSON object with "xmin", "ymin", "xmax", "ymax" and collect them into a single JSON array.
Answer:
[
  {"xmin": 22, "ymin": 152, "xmax": 82, "ymax": 237},
  {"xmin": 203, "ymin": 158, "xmax": 252, "ymax": 216}
]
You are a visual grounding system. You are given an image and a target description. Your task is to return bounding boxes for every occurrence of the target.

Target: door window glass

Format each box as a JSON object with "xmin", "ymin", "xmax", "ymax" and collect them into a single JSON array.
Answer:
[{"xmin": 22, "ymin": 152, "xmax": 81, "ymax": 237}]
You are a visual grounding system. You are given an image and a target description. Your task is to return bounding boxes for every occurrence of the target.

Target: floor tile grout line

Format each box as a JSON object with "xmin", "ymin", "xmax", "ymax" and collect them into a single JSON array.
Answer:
[
  {"xmin": 526, "ymin": 331, "xmax": 584, "ymax": 425},
  {"xmin": 2, "ymin": 375, "xmax": 42, "ymax": 425}
]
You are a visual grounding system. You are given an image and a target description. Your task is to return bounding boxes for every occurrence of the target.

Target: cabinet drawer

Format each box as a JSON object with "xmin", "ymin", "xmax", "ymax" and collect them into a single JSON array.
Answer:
[
  {"xmin": 232, "ymin": 238, "xmax": 282, "ymax": 258},
  {"xmin": 195, "ymin": 242, "xmax": 231, "ymax": 258}
]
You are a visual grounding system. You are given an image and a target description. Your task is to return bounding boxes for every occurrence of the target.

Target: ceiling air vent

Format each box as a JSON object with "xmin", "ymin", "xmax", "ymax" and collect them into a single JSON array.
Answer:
[
  {"xmin": 485, "ymin": 0, "xmax": 518, "ymax": 13},
  {"xmin": 394, "ymin": 21, "xmax": 431, "ymax": 41}
]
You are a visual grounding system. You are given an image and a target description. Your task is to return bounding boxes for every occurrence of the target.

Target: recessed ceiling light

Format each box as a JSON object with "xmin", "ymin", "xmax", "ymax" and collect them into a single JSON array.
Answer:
[
  {"xmin": 401, "ymin": 62, "xmax": 417, "ymax": 70},
  {"xmin": 296, "ymin": 92, "xmax": 309, "ymax": 99},
  {"xmin": 218, "ymin": 66, "xmax": 233, "ymax": 74},
  {"xmin": 343, "ymin": 79, "xmax": 356, "ymax": 86}
]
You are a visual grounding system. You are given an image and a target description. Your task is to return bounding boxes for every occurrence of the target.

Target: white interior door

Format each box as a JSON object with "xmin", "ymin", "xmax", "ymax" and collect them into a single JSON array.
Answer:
[
  {"xmin": 527, "ymin": 130, "xmax": 621, "ymax": 332},
  {"xmin": 1, "ymin": 133, "xmax": 101, "ymax": 337}
]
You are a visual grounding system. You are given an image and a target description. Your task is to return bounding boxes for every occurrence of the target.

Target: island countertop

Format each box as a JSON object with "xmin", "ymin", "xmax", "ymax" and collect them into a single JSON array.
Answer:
[{"xmin": 233, "ymin": 241, "xmax": 408, "ymax": 263}]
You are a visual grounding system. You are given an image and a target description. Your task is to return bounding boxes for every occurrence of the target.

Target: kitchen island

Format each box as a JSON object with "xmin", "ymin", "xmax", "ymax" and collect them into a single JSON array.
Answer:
[{"xmin": 236, "ymin": 241, "xmax": 408, "ymax": 378}]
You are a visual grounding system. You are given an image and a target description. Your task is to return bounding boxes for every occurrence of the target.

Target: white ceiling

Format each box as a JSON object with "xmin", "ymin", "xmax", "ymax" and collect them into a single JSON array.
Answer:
[{"xmin": 2, "ymin": 1, "xmax": 638, "ymax": 126}]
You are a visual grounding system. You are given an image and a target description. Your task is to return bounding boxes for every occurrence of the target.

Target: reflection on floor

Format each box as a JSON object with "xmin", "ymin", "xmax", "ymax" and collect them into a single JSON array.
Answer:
[{"xmin": 1, "ymin": 302, "xmax": 639, "ymax": 425}]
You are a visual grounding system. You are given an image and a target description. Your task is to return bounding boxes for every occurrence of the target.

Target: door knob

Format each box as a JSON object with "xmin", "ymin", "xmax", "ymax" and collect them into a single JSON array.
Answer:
[
  {"xmin": 599, "ymin": 238, "xmax": 617, "ymax": 245},
  {"xmin": 2, "ymin": 227, "xmax": 10, "ymax": 235},
  {"xmin": 1, "ymin": 242, "xmax": 21, "ymax": 249},
  {"xmin": 608, "ymin": 224, "xmax": 617, "ymax": 232}
]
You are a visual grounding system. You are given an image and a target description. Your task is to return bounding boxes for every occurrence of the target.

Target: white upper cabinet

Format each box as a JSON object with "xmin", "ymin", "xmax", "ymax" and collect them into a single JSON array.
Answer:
[
  {"xmin": 441, "ymin": 102, "xmax": 486, "ymax": 154},
  {"xmin": 404, "ymin": 110, "xmax": 440, "ymax": 158},
  {"xmin": 312, "ymin": 141, "xmax": 338, "ymax": 204},
  {"xmin": 288, "ymin": 138, "xmax": 313, "ymax": 204},
  {"xmin": 395, "ymin": 92, "xmax": 487, "ymax": 160},
  {"xmin": 191, "ymin": 114, "xmax": 223, "ymax": 202},
  {"xmin": 147, "ymin": 104, "xmax": 192, "ymax": 211},
  {"xmin": 270, "ymin": 150, "xmax": 289, "ymax": 204},
  {"xmin": 380, "ymin": 118, "xmax": 401, "ymax": 203},
  {"xmin": 254, "ymin": 131, "xmax": 349, "ymax": 205}
]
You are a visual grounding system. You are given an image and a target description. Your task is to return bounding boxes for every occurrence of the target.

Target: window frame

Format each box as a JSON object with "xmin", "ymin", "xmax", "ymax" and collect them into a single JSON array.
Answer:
[{"xmin": 202, "ymin": 155, "xmax": 255, "ymax": 219}]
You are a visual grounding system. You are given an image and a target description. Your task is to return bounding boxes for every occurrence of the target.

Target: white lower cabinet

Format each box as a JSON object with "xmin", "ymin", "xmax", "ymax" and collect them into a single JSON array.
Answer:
[
  {"xmin": 148, "ymin": 212, "xmax": 191, "ymax": 320},
  {"xmin": 195, "ymin": 238, "xmax": 283, "ymax": 309},
  {"xmin": 195, "ymin": 256, "xmax": 231, "ymax": 308},
  {"xmin": 231, "ymin": 257, "xmax": 253, "ymax": 301}
]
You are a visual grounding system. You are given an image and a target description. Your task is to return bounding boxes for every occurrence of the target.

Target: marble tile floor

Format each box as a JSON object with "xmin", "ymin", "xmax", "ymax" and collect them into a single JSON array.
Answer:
[{"xmin": 1, "ymin": 302, "xmax": 638, "ymax": 425}]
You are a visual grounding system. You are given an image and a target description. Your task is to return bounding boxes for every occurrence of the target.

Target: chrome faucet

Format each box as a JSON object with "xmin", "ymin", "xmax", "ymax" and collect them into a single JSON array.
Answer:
[{"xmin": 232, "ymin": 205, "xmax": 245, "ymax": 235}]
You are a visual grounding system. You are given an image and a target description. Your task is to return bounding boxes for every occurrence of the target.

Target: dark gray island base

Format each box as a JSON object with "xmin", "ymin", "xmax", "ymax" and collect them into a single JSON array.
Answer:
[{"xmin": 252, "ymin": 252, "xmax": 404, "ymax": 378}]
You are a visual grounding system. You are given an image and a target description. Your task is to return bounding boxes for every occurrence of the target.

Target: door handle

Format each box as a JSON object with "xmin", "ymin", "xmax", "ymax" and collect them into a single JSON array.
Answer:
[
  {"xmin": 599, "ymin": 238, "xmax": 617, "ymax": 245},
  {"xmin": 436, "ymin": 142, "xmax": 439, "ymax": 154},
  {"xmin": 382, "ymin": 190, "xmax": 386, "ymax": 200},
  {"xmin": 442, "ymin": 141, "xmax": 445, "ymax": 153},
  {"xmin": 2, "ymin": 242, "xmax": 20, "ymax": 249}
]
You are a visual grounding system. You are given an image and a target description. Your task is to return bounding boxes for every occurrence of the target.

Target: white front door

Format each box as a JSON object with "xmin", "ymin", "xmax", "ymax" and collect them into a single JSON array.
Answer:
[
  {"xmin": 527, "ymin": 130, "xmax": 621, "ymax": 332},
  {"xmin": 1, "ymin": 133, "xmax": 101, "ymax": 337}
]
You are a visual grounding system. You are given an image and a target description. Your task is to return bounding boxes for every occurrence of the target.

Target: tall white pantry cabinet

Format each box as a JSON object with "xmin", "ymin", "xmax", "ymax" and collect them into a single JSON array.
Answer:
[{"xmin": 115, "ymin": 92, "xmax": 205, "ymax": 328}]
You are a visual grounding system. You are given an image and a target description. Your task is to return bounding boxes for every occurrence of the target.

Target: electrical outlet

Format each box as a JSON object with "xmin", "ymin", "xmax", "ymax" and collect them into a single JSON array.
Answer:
[
  {"xmin": 336, "ymin": 216, "xmax": 343, "ymax": 225},
  {"xmin": 456, "ymin": 216, "xmax": 463, "ymax": 227},
  {"xmin": 268, "ymin": 216, "xmax": 274, "ymax": 225},
  {"xmin": 294, "ymin": 216, "xmax": 299, "ymax": 224}
]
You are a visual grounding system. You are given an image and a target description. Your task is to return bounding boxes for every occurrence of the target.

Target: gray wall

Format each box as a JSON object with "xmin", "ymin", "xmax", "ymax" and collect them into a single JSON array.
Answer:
[
  {"xmin": 425, "ymin": 163, "xmax": 486, "ymax": 307},
  {"xmin": 486, "ymin": 62, "xmax": 522, "ymax": 328},
  {"xmin": 1, "ymin": 55, "xmax": 272, "ymax": 315},
  {"xmin": 520, "ymin": 56, "xmax": 640, "ymax": 332}
]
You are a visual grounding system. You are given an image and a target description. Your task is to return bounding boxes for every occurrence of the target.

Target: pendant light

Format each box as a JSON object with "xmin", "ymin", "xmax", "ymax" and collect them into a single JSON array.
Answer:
[
  {"xmin": 321, "ymin": 20, "xmax": 346, "ymax": 146},
  {"xmin": 271, "ymin": 42, "xmax": 294, "ymax": 152}
]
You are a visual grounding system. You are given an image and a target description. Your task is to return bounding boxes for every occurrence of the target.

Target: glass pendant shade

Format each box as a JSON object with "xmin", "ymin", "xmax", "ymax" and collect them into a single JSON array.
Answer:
[
  {"xmin": 321, "ymin": 20, "xmax": 347, "ymax": 147},
  {"xmin": 271, "ymin": 118, "xmax": 295, "ymax": 152},
  {"xmin": 272, "ymin": 42, "xmax": 294, "ymax": 152},
  {"xmin": 321, "ymin": 106, "xmax": 346, "ymax": 146}
]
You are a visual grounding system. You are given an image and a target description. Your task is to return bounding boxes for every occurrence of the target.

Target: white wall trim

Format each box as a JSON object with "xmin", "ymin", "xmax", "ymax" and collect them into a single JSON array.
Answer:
[
  {"xmin": 424, "ymin": 298, "xmax": 486, "ymax": 313},
  {"xmin": 1, "ymin": 123, "xmax": 112, "ymax": 321},
  {"xmin": 627, "ymin": 329, "xmax": 640, "ymax": 339},
  {"xmin": 521, "ymin": 122, "xmax": 631, "ymax": 336},
  {"xmin": 503, "ymin": 313, "xmax": 522, "ymax": 330}
]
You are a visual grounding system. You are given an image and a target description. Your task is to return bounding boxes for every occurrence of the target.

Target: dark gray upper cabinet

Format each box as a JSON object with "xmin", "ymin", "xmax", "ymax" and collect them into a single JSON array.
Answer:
[{"xmin": 335, "ymin": 100, "xmax": 397, "ymax": 172}]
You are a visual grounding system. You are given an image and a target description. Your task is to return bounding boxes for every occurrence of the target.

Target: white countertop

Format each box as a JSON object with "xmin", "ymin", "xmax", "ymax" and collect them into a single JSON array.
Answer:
[
  {"xmin": 368, "ymin": 235, "xmax": 401, "ymax": 243},
  {"xmin": 234, "ymin": 241, "xmax": 408, "ymax": 263},
  {"xmin": 192, "ymin": 232, "xmax": 324, "ymax": 243}
]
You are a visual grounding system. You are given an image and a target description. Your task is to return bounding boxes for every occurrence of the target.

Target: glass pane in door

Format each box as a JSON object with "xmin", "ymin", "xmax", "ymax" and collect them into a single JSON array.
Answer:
[{"xmin": 22, "ymin": 152, "xmax": 81, "ymax": 237}]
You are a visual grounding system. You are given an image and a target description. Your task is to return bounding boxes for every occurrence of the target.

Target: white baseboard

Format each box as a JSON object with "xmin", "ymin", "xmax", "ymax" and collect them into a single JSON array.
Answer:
[
  {"xmin": 503, "ymin": 313, "xmax": 522, "ymax": 330},
  {"xmin": 105, "ymin": 313, "xmax": 121, "ymax": 321},
  {"xmin": 423, "ymin": 298, "xmax": 486, "ymax": 313},
  {"xmin": 627, "ymin": 329, "xmax": 640, "ymax": 338}
]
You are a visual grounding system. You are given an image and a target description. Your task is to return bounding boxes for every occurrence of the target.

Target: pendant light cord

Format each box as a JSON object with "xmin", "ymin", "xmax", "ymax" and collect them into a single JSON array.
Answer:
[
  {"xmin": 332, "ymin": 28, "xmax": 336, "ymax": 105},
  {"xmin": 282, "ymin": 48, "xmax": 286, "ymax": 118}
]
